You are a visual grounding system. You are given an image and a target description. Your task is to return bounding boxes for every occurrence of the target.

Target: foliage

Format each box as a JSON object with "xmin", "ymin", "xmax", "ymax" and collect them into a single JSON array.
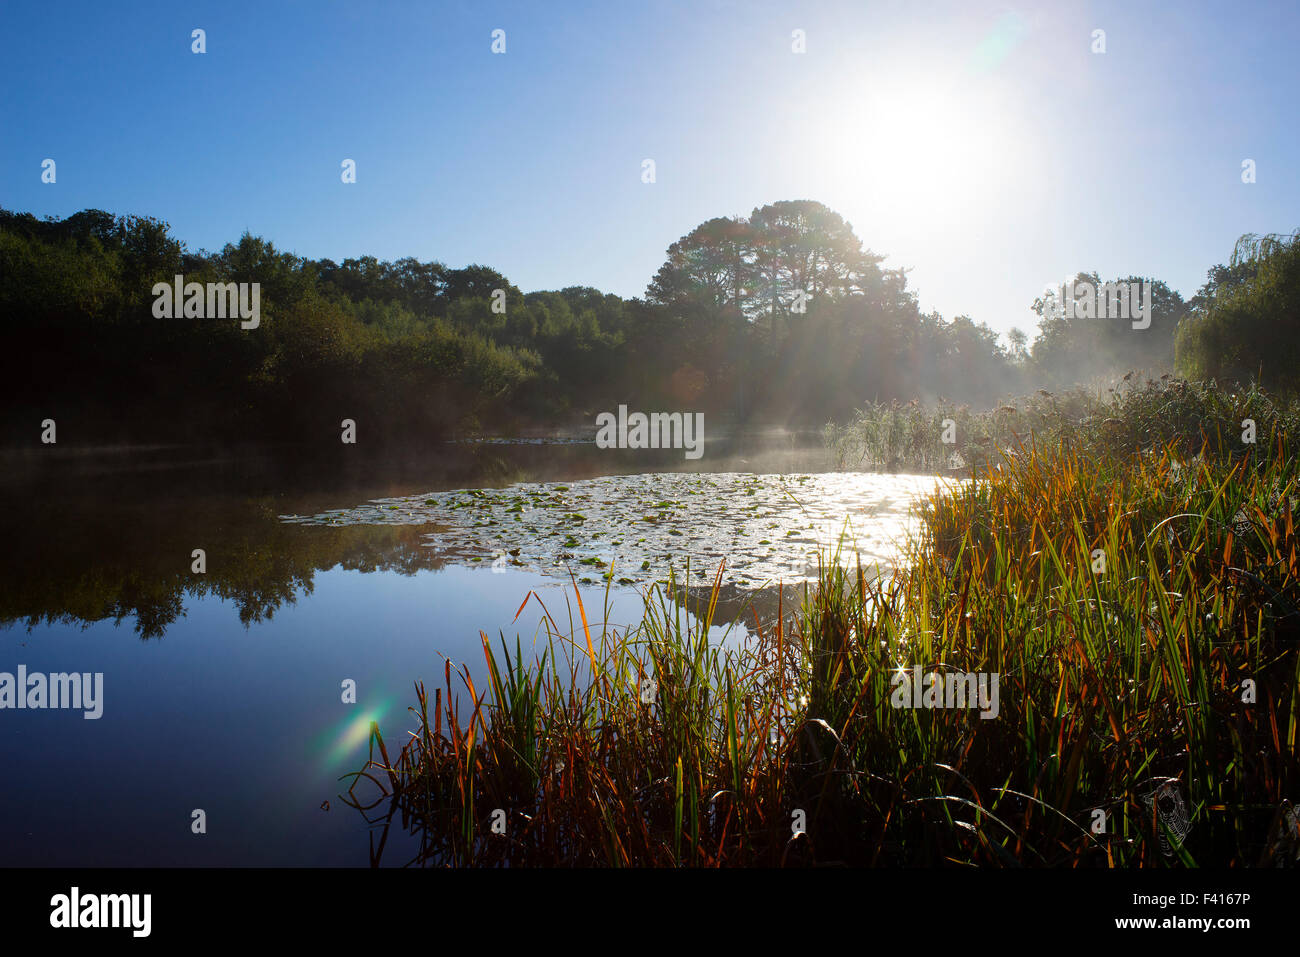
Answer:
[
  {"xmin": 825, "ymin": 377, "xmax": 1297, "ymax": 473},
  {"xmin": 1176, "ymin": 230, "xmax": 1300, "ymax": 390},
  {"xmin": 11, "ymin": 206, "xmax": 1291, "ymax": 446},
  {"xmin": 347, "ymin": 382, "xmax": 1300, "ymax": 865}
]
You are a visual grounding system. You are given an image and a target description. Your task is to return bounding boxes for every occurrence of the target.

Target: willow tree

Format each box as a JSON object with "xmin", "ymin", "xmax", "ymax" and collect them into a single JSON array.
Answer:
[{"xmin": 1176, "ymin": 230, "xmax": 1300, "ymax": 390}]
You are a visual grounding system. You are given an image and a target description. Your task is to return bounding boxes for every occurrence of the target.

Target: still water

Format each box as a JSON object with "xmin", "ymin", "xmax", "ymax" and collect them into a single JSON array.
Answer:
[{"xmin": 0, "ymin": 436, "xmax": 946, "ymax": 865}]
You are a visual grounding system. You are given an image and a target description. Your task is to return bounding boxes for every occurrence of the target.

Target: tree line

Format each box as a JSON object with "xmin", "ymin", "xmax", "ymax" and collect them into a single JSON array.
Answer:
[{"xmin": 1, "ymin": 200, "xmax": 1294, "ymax": 448}]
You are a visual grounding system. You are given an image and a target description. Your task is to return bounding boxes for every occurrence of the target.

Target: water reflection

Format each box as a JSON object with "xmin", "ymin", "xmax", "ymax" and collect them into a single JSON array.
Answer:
[
  {"xmin": 0, "ymin": 435, "xmax": 944, "ymax": 866},
  {"xmin": 2, "ymin": 434, "xmax": 938, "ymax": 640}
]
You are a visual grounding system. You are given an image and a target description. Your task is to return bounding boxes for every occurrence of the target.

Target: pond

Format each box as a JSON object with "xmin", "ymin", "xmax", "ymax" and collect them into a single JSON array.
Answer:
[{"xmin": 0, "ymin": 435, "xmax": 949, "ymax": 865}]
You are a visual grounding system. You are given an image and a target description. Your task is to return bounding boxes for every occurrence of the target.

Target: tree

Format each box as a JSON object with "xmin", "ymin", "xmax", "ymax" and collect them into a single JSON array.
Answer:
[
  {"xmin": 1176, "ymin": 230, "xmax": 1300, "ymax": 389},
  {"xmin": 646, "ymin": 216, "xmax": 756, "ymax": 319},
  {"xmin": 647, "ymin": 201, "xmax": 886, "ymax": 324},
  {"xmin": 1007, "ymin": 327, "xmax": 1028, "ymax": 362},
  {"xmin": 1030, "ymin": 271, "xmax": 1186, "ymax": 385}
]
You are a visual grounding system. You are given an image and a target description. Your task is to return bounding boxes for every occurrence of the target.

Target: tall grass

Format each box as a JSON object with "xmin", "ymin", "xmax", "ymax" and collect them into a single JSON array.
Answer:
[
  {"xmin": 346, "ymin": 382, "xmax": 1300, "ymax": 866},
  {"xmin": 823, "ymin": 376, "xmax": 1300, "ymax": 473}
]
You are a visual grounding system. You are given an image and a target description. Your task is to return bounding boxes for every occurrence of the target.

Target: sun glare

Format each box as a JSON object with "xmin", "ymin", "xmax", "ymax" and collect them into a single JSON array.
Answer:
[{"xmin": 818, "ymin": 74, "xmax": 1023, "ymax": 235}]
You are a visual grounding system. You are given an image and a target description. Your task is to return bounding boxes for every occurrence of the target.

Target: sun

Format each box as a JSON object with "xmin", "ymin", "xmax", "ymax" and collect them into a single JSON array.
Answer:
[{"xmin": 814, "ymin": 73, "xmax": 1025, "ymax": 236}]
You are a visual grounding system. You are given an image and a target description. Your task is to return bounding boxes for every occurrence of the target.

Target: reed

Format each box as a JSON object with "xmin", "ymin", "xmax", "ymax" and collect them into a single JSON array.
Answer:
[
  {"xmin": 344, "ymin": 382, "xmax": 1300, "ymax": 866},
  {"xmin": 823, "ymin": 376, "xmax": 1299, "ymax": 473}
]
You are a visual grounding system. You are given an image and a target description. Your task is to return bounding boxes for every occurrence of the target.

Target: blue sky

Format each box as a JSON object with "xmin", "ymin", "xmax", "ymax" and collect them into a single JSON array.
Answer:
[{"xmin": 2, "ymin": 0, "xmax": 1296, "ymax": 339}]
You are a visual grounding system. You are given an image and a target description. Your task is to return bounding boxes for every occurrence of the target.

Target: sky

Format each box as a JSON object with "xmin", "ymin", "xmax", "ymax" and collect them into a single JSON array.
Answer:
[{"xmin": 2, "ymin": 0, "xmax": 1297, "ymax": 341}]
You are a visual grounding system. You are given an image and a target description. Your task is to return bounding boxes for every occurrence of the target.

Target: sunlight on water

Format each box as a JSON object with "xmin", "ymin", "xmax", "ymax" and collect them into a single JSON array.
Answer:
[{"xmin": 282, "ymin": 471, "xmax": 960, "ymax": 590}]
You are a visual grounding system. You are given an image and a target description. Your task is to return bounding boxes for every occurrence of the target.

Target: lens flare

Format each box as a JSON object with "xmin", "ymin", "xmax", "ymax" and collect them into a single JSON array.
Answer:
[{"xmin": 315, "ymin": 698, "xmax": 397, "ymax": 771}]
